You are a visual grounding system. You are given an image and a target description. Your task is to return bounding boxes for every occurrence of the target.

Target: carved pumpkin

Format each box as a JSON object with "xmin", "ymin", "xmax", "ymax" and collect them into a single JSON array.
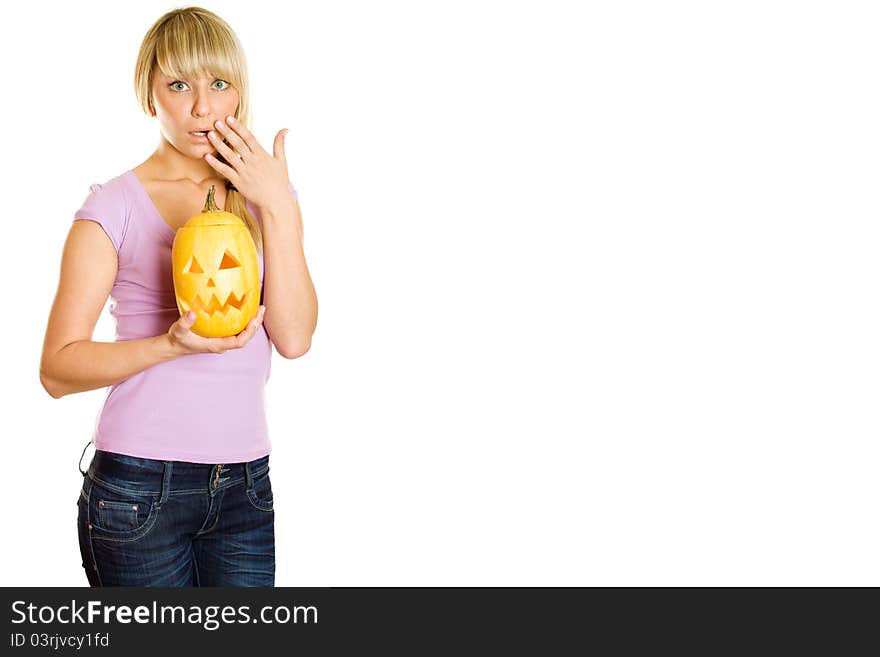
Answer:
[{"xmin": 171, "ymin": 186, "xmax": 260, "ymax": 338}]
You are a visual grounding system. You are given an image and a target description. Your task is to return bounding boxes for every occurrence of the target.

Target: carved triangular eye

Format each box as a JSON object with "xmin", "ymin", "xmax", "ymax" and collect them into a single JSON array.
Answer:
[
  {"xmin": 219, "ymin": 250, "xmax": 240, "ymax": 269},
  {"xmin": 185, "ymin": 256, "xmax": 204, "ymax": 273}
]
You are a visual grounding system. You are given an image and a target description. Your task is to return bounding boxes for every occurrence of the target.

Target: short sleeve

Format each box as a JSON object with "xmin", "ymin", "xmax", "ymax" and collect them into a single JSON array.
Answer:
[{"xmin": 73, "ymin": 181, "xmax": 129, "ymax": 253}]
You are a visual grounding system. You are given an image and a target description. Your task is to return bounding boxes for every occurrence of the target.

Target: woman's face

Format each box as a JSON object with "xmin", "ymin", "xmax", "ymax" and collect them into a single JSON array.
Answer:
[{"xmin": 150, "ymin": 64, "xmax": 241, "ymax": 159}]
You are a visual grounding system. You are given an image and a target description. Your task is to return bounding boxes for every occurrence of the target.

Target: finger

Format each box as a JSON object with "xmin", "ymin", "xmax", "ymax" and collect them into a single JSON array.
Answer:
[
  {"xmin": 215, "ymin": 336, "xmax": 237, "ymax": 353},
  {"xmin": 204, "ymin": 151, "xmax": 237, "ymax": 180},
  {"xmin": 231, "ymin": 319, "xmax": 256, "ymax": 346},
  {"xmin": 214, "ymin": 116, "xmax": 254, "ymax": 157},
  {"xmin": 207, "ymin": 130, "xmax": 242, "ymax": 167},
  {"xmin": 239, "ymin": 310, "xmax": 264, "ymax": 342},
  {"xmin": 223, "ymin": 115, "xmax": 260, "ymax": 153},
  {"xmin": 254, "ymin": 307, "xmax": 266, "ymax": 331},
  {"xmin": 274, "ymin": 129, "xmax": 288, "ymax": 161},
  {"xmin": 177, "ymin": 311, "xmax": 195, "ymax": 330},
  {"xmin": 247, "ymin": 310, "xmax": 264, "ymax": 335},
  {"xmin": 245, "ymin": 306, "xmax": 265, "ymax": 329}
]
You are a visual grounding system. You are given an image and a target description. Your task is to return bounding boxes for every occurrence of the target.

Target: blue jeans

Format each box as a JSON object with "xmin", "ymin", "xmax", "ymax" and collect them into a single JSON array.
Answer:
[{"xmin": 77, "ymin": 449, "xmax": 275, "ymax": 586}]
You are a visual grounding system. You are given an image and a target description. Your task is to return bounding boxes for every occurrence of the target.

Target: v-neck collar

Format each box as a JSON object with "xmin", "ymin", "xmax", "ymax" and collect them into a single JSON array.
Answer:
[
  {"xmin": 126, "ymin": 169, "xmax": 240, "ymax": 240},
  {"xmin": 125, "ymin": 169, "xmax": 180, "ymax": 240},
  {"xmin": 124, "ymin": 169, "xmax": 263, "ymax": 281}
]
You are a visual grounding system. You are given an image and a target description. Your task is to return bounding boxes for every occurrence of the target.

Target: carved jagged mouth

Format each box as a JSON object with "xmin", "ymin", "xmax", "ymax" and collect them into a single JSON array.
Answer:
[{"xmin": 181, "ymin": 290, "xmax": 249, "ymax": 315}]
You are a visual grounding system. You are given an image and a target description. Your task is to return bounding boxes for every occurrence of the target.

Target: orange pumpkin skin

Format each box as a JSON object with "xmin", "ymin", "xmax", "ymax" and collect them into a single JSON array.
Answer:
[{"xmin": 171, "ymin": 186, "xmax": 260, "ymax": 338}]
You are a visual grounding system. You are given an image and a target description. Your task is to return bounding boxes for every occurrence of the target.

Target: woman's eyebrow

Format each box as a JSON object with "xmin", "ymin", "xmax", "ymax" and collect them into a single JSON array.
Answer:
[{"xmin": 165, "ymin": 74, "xmax": 223, "ymax": 81}]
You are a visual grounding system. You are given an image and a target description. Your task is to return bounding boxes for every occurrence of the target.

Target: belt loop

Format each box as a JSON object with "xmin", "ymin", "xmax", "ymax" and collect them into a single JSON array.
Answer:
[
  {"xmin": 159, "ymin": 461, "xmax": 173, "ymax": 505},
  {"xmin": 244, "ymin": 460, "xmax": 254, "ymax": 491}
]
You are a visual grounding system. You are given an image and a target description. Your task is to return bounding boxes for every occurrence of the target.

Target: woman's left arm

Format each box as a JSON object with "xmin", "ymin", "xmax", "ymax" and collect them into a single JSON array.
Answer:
[
  {"xmin": 258, "ymin": 196, "xmax": 318, "ymax": 358},
  {"xmin": 203, "ymin": 116, "xmax": 317, "ymax": 357}
]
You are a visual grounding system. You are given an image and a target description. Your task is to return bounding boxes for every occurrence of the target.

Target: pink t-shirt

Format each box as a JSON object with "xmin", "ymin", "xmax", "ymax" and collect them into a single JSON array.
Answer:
[{"xmin": 72, "ymin": 169, "xmax": 296, "ymax": 464}]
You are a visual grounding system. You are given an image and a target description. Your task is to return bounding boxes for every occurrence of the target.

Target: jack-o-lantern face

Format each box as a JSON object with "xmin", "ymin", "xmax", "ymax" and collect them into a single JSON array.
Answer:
[{"xmin": 171, "ymin": 187, "xmax": 260, "ymax": 338}]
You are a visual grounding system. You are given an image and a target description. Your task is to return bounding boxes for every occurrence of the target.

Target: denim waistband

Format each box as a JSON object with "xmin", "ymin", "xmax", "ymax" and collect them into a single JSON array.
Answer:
[{"xmin": 86, "ymin": 449, "xmax": 270, "ymax": 500}]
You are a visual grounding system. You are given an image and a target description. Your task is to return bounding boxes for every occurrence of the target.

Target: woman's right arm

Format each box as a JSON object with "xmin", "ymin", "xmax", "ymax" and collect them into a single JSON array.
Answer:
[
  {"xmin": 39, "ymin": 220, "xmax": 183, "ymax": 399},
  {"xmin": 40, "ymin": 219, "xmax": 267, "ymax": 399}
]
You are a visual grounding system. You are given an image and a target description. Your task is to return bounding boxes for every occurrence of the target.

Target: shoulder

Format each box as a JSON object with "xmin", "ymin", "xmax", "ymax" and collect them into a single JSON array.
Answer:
[
  {"xmin": 77, "ymin": 171, "xmax": 132, "ymax": 208},
  {"xmin": 73, "ymin": 171, "xmax": 133, "ymax": 252}
]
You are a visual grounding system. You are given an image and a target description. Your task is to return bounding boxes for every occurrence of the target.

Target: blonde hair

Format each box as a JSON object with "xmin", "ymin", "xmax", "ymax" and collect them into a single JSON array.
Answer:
[{"xmin": 133, "ymin": 6, "xmax": 264, "ymax": 254}]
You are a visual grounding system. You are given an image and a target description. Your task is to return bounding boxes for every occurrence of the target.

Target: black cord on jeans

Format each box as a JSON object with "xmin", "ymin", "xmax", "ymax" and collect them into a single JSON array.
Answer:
[{"xmin": 78, "ymin": 439, "xmax": 92, "ymax": 477}]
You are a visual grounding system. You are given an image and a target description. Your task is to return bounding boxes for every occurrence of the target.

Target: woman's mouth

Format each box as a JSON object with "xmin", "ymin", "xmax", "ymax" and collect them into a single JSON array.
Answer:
[{"xmin": 189, "ymin": 131, "xmax": 209, "ymax": 141}]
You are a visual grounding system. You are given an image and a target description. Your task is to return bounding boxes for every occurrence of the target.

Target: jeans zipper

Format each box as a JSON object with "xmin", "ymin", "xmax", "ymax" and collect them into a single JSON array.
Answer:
[{"xmin": 214, "ymin": 465, "xmax": 223, "ymax": 489}]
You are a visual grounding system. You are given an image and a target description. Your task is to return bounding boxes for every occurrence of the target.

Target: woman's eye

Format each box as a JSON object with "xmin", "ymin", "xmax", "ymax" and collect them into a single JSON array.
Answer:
[{"xmin": 169, "ymin": 80, "xmax": 229, "ymax": 91}]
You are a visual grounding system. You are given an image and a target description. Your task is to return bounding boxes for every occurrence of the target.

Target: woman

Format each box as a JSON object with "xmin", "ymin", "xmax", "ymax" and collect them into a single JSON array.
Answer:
[{"xmin": 38, "ymin": 6, "xmax": 318, "ymax": 586}]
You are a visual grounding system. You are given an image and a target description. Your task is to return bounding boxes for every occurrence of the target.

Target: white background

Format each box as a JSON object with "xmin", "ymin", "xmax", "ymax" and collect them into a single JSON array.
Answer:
[{"xmin": 1, "ymin": 0, "xmax": 877, "ymax": 586}]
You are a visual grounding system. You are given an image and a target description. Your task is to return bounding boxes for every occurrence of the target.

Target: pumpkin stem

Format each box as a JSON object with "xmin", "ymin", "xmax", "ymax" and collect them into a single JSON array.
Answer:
[{"xmin": 203, "ymin": 186, "xmax": 221, "ymax": 213}]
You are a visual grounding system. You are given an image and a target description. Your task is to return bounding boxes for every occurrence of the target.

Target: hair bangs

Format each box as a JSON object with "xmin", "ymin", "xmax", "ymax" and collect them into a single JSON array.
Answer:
[{"xmin": 154, "ymin": 16, "xmax": 240, "ymax": 86}]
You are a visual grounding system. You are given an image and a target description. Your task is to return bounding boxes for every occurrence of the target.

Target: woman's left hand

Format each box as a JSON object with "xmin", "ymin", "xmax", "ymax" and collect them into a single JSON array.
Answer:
[{"xmin": 204, "ymin": 115, "xmax": 292, "ymax": 210}]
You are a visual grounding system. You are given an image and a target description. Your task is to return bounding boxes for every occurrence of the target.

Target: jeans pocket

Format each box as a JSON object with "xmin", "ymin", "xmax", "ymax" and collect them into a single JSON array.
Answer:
[
  {"xmin": 96, "ymin": 499, "xmax": 140, "ymax": 531},
  {"xmin": 86, "ymin": 478, "xmax": 162, "ymax": 542},
  {"xmin": 246, "ymin": 468, "xmax": 274, "ymax": 512}
]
